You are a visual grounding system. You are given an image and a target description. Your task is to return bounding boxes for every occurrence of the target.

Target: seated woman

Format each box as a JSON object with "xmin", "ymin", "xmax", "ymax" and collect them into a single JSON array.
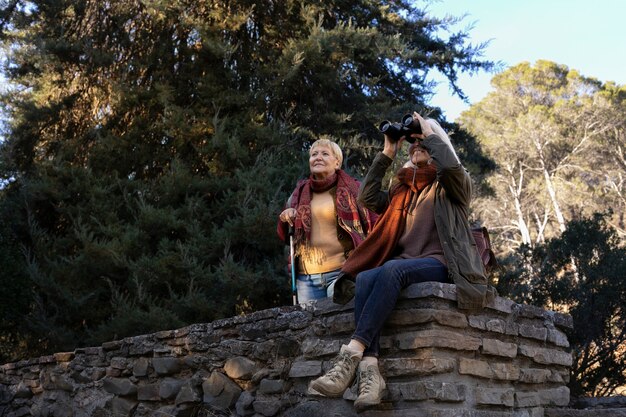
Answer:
[
  {"xmin": 277, "ymin": 139, "xmax": 377, "ymax": 303},
  {"xmin": 307, "ymin": 113, "xmax": 494, "ymax": 411}
]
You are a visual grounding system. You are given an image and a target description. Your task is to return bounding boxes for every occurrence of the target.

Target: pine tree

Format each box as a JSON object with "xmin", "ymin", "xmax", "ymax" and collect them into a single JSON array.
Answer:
[{"xmin": 0, "ymin": 0, "xmax": 495, "ymax": 358}]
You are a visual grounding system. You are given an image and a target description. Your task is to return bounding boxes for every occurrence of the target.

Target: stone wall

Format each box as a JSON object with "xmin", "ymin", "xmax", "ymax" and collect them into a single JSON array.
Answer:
[{"xmin": 0, "ymin": 282, "xmax": 577, "ymax": 417}]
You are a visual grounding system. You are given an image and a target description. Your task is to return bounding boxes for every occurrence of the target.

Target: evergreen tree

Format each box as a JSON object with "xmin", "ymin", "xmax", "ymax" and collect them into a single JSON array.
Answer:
[{"xmin": 0, "ymin": 0, "xmax": 495, "ymax": 358}]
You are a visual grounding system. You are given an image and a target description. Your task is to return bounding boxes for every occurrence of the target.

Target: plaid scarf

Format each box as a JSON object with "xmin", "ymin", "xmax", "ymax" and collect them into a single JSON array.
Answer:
[
  {"xmin": 288, "ymin": 170, "xmax": 375, "ymax": 248},
  {"xmin": 342, "ymin": 163, "xmax": 437, "ymax": 277}
]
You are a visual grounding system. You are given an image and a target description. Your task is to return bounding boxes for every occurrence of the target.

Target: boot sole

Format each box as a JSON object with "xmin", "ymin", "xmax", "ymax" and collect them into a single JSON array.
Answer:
[
  {"xmin": 354, "ymin": 388, "xmax": 388, "ymax": 412},
  {"xmin": 307, "ymin": 381, "xmax": 350, "ymax": 398}
]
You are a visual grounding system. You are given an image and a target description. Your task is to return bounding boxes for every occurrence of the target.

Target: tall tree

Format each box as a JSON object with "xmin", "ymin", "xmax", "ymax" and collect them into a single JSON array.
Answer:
[
  {"xmin": 0, "ymin": 0, "xmax": 495, "ymax": 360},
  {"xmin": 460, "ymin": 60, "xmax": 626, "ymax": 254}
]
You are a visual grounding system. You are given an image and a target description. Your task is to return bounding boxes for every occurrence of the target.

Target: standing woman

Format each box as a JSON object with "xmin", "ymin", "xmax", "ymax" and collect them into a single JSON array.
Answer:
[
  {"xmin": 277, "ymin": 139, "xmax": 377, "ymax": 303},
  {"xmin": 308, "ymin": 113, "xmax": 495, "ymax": 411}
]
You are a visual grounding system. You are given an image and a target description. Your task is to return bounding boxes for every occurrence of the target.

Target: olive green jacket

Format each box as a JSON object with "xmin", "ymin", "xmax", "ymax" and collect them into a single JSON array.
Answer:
[{"xmin": 356, "ymin": 134, "xmax": 495, "ymax": 310}]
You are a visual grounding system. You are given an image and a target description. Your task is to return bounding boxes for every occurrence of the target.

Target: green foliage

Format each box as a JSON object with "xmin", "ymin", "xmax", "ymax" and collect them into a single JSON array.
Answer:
[
  {"xmin": 0, "ymin": 0, "xmax": 495, "ymax": 358},
  {"xmin": 0, "ymin": 206, "xmax": 32, "ymax": 363},
  {"xmin": 499, "ymin": 213, "xmax": 626, "ymax": 397}
]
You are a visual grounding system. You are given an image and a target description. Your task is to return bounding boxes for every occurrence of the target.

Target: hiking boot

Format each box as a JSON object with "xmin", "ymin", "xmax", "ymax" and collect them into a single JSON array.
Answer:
[
  {"xmin": 308, "ymin": 345, "xmax": 362, "ymax": 397},
  {"xmin": 354, "ymin": 362, "xmax": 386, "ymax": 412}
]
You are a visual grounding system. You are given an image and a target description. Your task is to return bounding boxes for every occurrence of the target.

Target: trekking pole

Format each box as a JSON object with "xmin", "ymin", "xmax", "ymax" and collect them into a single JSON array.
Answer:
[{"xmin": 288, "ymin": 225, "xmax": 298, "ymax": 305}]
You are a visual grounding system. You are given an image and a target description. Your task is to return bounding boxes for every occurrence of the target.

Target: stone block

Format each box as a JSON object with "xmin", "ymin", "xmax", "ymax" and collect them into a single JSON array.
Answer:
[
  {"xmin": 459, "ymin": 358, "xmax": 520, "ymax": 381},
  {"xmin": 382, "ymin": 357, "xmax": 455, "ymax": 377},
  {"xmin": 401, "ymin": 282, "xmax": 458, "ymax": 303},
  {"xmin": 519, "ymin": 368, "xmax": 552, "ymax": 384},
  {"xmin": 109, "ymin": 357, "xmax": 127, "ymax": 370},
  {"xmin": 539, "ymin": 386, "xmax": 570, "ymax": 407},
  {"xmin": 289, "ymin": 361, "xmax": 322, "ymax": 378},
  {"xmin": 254, "ymin": 399, "xmax": 283, "ymax": 416},
  {"xmin": 175, "ymin": 381, "xmax": 202, "ymax": 405},
  {"xmin": 133, "ymin": 358, "xmax": 150, "ymax": 377},
  {"xmin": 546, "ymin": 325, "xmax": 570, "ymax": 348},
  {"xmin": 301, "ymin": 338, "xmax": 342, "ymax": 358},
  {"xmin": 159, "ymin": 378, "xmax": 185, "ymax": 400},
  {"xmin": 482, "ymin": 338, "xmax": 518, "ymax": 358},
  {"xmin": 137, "ymin": 383, "xmax": 160, "ymax": 401},
  {"xmin": 42, "ymin": 372, "xmax": 74, "ymax": 392},
  {"xmin": 235, "ymin": 390, "xmax": 255, "ymax": 416},
  {"xmin": 259, "ymin": 379, "xmax": 289, "ymax": 394},
  {"xmin": 224, "ymin": 356, "xmax": 257, "ymax": 380},
  {"xmin": 53, "ymin": 352, "xmax": 75, "ymax": 362},
  {"xmin": 519, "ymin": 323, "xmax": 548, "ymax": 341},
  {"xmin": 516, "ymin": 390, "xmax": 543, "ymax": 408},
  {"xmin": 395, "ymin": 329, "xmax": 481, "ymax": 351},
  {"xmin": 322, "ymin": 313, "xmax": 355, "ymax": 334},
  {"xmin": 469, "ymin": 315, "xmax": 518, "ymax": 335},
  {"xmin": 106, "ymin": 396, "xmax": 138, "ymax": 415},
  {"xmin": 518, "ymin": 345, "xmax": 573, "ymax": 366},
  {"xmin": 276, "ymin": 338, "xmax": 300, "ymax": 357},
  {"xmin": 152, "ymin": 357, "xmax": 181, "ymax": 375},
  {"xmin": 202, "ymin": 371, "xmax": 242, "ymax": 410},
  {"xmin": 389, "ymin": 381, "xmax": 466, "ymax": 402},
  {"xmin": 103, "ymin": 377, "xmax": 138, "ymax": 396},
  {"xmin": 475, "ymin": 387, "xmax": 515, "ymax": 407},
  {"xmin": 387, "ymin": 308, "xmax": 468, "ymax": 328}
]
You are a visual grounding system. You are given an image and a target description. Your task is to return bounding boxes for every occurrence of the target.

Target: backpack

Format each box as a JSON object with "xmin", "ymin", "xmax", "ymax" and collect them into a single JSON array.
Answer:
[{"xmin": 471, "ymin": 226, "xmax": 498, "ymax": 273}]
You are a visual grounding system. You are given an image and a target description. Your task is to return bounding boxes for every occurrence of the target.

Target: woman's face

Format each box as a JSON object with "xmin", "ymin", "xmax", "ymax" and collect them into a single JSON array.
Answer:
[
  {"xmin": 410, "ymin": 144, "xmax": 431, "ymax": 167},
  {"xmin": 309, "ymin": 145, "xmax": 340, "ymax": 180}
]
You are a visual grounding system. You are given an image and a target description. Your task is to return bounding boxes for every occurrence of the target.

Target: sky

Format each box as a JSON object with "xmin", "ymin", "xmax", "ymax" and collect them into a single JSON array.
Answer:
[{"xmin": 425, "ymin": 0, "xmax": 626, "ymax": 121}]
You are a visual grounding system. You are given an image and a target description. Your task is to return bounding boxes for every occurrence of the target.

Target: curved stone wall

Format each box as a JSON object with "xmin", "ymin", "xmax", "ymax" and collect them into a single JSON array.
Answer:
[{"xmin": 1, "ymin": 282, "xmax": 576, "ymax": 417}]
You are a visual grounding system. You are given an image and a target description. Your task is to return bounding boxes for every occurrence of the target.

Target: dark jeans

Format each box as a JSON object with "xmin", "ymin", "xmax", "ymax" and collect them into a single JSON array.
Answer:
[{"xmin": 352, "ymin": 257, "xmax": 449, "ymax": 357}]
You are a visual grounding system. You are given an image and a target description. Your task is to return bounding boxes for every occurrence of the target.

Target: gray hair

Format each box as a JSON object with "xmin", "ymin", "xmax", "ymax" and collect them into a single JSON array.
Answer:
[{"xmin": 310, "ymin": 139, "xmax": 343, "ymax": 167}]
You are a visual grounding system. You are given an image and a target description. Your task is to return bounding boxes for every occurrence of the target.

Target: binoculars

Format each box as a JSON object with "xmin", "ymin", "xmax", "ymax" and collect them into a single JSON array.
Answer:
[{"xmin": 378, "ymin": 114, "xmax": 422, "ymax": 143}]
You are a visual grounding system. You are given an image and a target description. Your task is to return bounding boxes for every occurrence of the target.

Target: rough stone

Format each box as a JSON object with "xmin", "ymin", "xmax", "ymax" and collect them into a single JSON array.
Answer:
[
  {"xmin": 159, "ymin": 378, "xmax": 185, "ymax": 400},
  {"xmin": 518, "ymin": 345, "xmax": 573, "ymax": 367},
  {"xmin": 387, "ymin": 308, "xmax": 468, "ymax": 328},
  {"xmin": 152, "ymin": 357, "xmax": 181, "ymax": 375},
  {"xmin": 106, "ymin": 396, "xmax": 139, "ymax": 416},
  {"xmin": 259, "ymin": 378, "xmax": 288, "ymax": 394},
  {"xmin": 137, "ymin": 383, "xmax": 160, "ymax": 401},
  {"xmin": 482, "ymin": 338, "xmax": 518, "ymax": 358},
  {"xmin": 288, "ymin": 361, "xmax": 322, "ymax": 378},
  {"xmin": 382, "ymin": 357, "xmax": 455, "ymax": 377},
  {"xmin": 133, "ymin": 358, "xmax": 150, "ymax": 377},
  {"xmin": 235, "ymin": 390, "xmax": 255, "ymax": 416},
  {"xmin": 389, "ymin": 381, "xmax": 466, "ymax": 402},
  {"xmin": 476, "ymin": 387, "xmax": 515, "ymax": 407},
  {"xmin": 395, "ymin": 329, "xmax": 481, "ymax": 351},
  {"xmin": 519, "ymin": 322, "xmax": 548, "ymax": 341},
  {"xmin": 254, "ymin": 398, "xmax": 283, "ymax": 416},
  {"xmin": 202, "ymin": 371, "xmax": 242, "ymax": 410},
  {"xmin": 174, "ymin": 381, "xmax": 201, "ymax": 405},
  {"xmin": 458, "ymin": 358, "xmax": 520, "ymax": 381},
  {"xmin": 102, "ymin": 377, "xmax": 138, "ymax": 396},
  {"xmin": 519, "ymin": 368, "xmax": 552, "ymax": 384},
  {"xmin": 224, "ymin": 356, "xmax": 257, "ymax": 380}
]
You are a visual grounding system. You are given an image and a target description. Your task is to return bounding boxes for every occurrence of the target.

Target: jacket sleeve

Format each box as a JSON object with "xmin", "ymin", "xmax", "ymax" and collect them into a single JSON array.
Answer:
[
  {"xmin": 358, "ymin": 152, "xmax": 393, "ymax": 214},
  {"xmin": 421, "ymin": 134, "xmax": 472, "ymax": 207}
]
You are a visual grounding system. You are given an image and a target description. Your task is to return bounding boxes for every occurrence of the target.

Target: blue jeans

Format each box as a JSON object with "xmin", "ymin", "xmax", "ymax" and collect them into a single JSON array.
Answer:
[
  {"xmin": 352, "ymin": 258, "xmax": 449, "ymax": 357},
  {"xmin": 297, "ymin": 269, "xmax": 341, "ymax": 303}
]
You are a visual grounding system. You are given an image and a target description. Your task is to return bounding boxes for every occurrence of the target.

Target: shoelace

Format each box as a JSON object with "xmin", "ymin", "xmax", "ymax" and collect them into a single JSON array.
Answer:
[
  {"xmin": 358, "ymin": 368, "xmax": 376, "ymax": 394},
  {"xmin": 327, "ymin": 351, "xmax": 353, "ymax": 382}
]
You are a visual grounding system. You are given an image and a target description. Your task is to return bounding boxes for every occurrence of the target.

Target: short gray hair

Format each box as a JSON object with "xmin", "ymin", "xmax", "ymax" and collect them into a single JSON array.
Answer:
[{"xmin": 310, "ymin": 139, "xmax": 343, "ymax": 168}]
